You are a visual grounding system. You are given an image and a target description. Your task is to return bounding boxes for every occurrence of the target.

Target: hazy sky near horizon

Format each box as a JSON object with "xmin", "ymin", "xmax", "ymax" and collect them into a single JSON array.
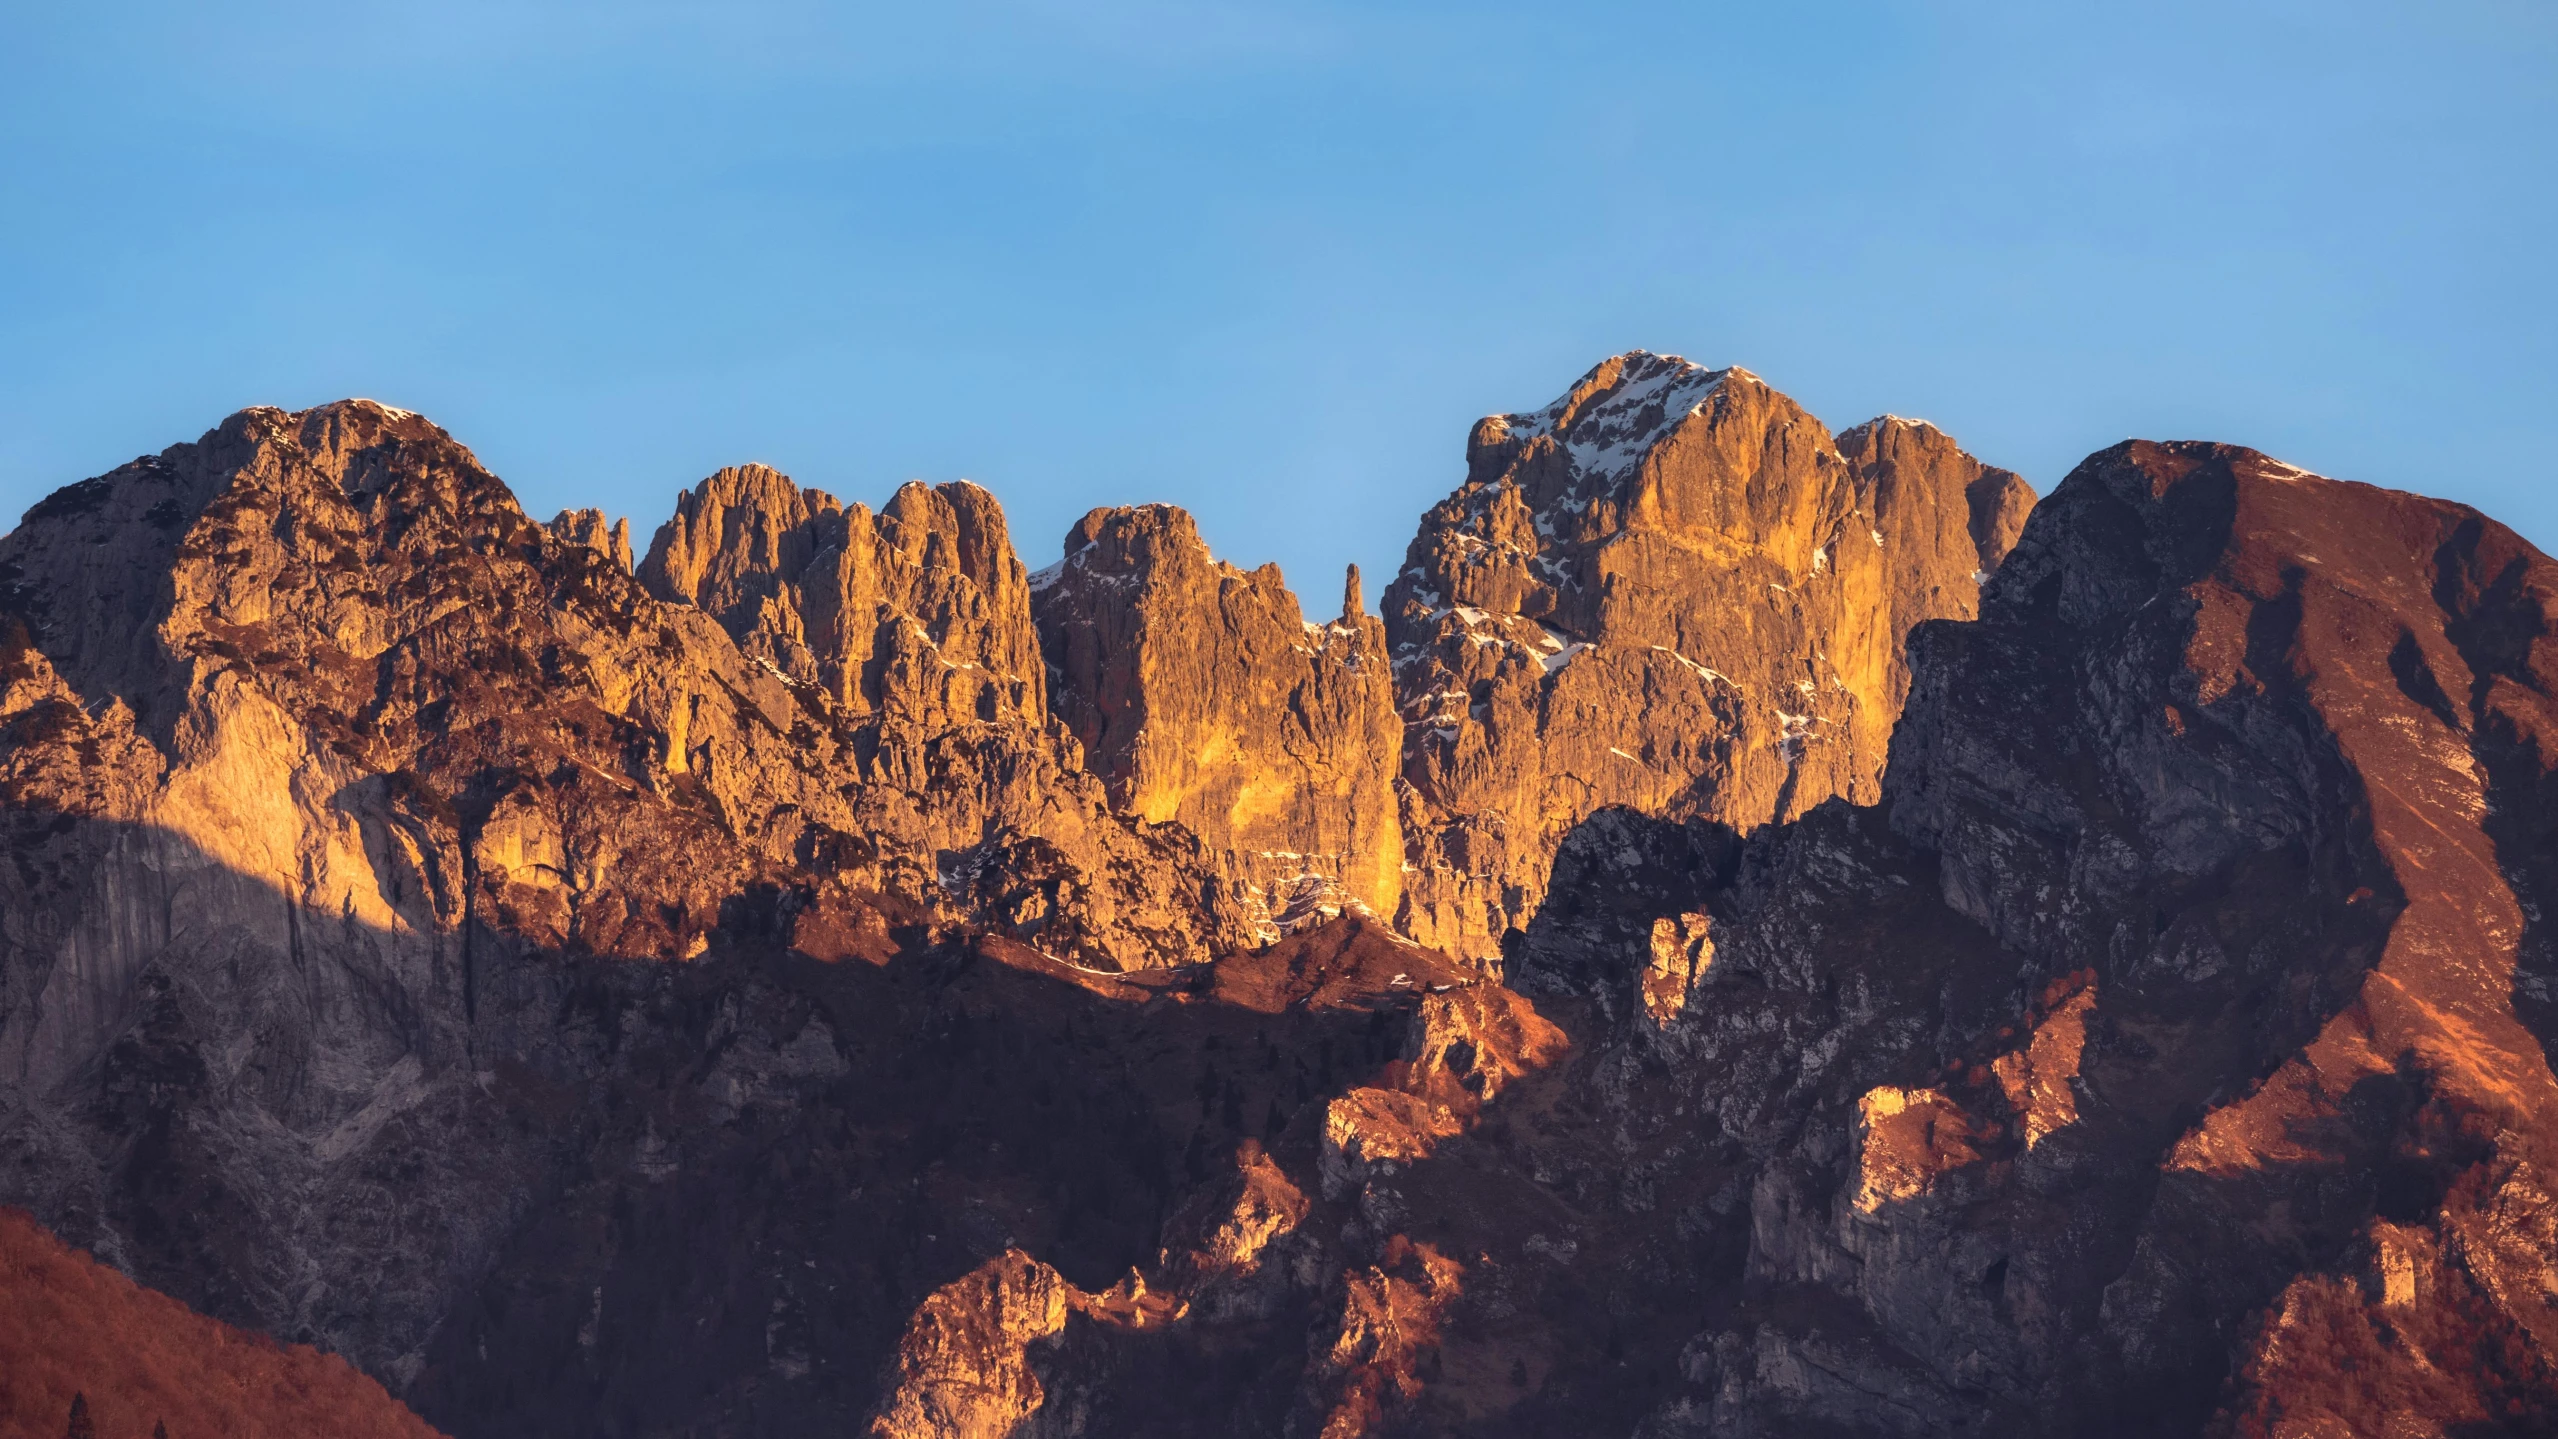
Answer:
[{"xmin": 3, "ymin": 1, "xmax": 2551, "ymax": 605}]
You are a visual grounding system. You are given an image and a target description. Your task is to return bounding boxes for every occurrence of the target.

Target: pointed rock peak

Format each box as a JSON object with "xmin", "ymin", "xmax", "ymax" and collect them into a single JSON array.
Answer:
[
  {"xmin": 336, "ymin": 397, "xmax": 424, "ymax": 421},
  {"xmin": 1343, "ymin": 563, "xmax": 1363, "ymax": 623},
  {"xmin": 638, "ymin": 464, "xmax": 845, "ymax": 606},
  {"xmin": 675, "ymin": 463, "xmax": 840, "ymax": 522},
  {"xmin": 1836, "ymin": 413, "xmax": 2036, "ymax": 576},
  {"xmin": 1030, "ymin": 504, "xmax": 1403, "ymax": 919},
  {"xmin": 1066, "ymin": 502, "xmax": 1199, "ymax": 549},
  {"xmin": 878, "ymin": 478, "xmax": 1023, "ymax": 584}
]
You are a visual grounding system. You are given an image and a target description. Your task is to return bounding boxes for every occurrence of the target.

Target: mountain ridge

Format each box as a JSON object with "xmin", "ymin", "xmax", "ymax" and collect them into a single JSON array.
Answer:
[{"xmin": 3, "ymin": 360, "xmax": 2550, "ymax": 1436}]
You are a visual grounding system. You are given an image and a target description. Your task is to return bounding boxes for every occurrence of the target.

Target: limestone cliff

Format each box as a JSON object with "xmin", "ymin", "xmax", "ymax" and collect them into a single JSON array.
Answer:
[
  {"xmin": 636, "ymin": 465, "xmax": 1043, "ymax": 721},
  {"xmin": 1486, "ymin": 441, "xmax": 2558, "ymax": 1435},
  {"xmin": 546, "ymin": 507, "xmax": 633, "ymax": 570},
  {"xmin": 1383, "ymin": 351, "xmax": 2032, "ymax": 959},
  {"xmin": 1031, "ymin": 505, "xmax": 1404, "ymax": 925}
]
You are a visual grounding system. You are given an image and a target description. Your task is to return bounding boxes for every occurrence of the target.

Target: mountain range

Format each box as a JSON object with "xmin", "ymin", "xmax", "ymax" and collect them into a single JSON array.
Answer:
[{"xmin": 1, "ymin": 352, "xmax": 2551, "ymax": 1437}]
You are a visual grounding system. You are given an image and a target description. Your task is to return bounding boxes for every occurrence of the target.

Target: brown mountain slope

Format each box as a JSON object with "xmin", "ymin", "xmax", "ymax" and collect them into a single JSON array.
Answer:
[
  {"xmin": 1495, "ymin": 439, "xmax": 2558, "ymax": 1434},
  {"xmin": 0, "ymin": 1206, "xmax": 441, "ymax": 1439}
]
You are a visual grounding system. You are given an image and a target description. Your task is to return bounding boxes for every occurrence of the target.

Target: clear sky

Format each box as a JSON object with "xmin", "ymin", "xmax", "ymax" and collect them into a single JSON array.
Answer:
[{"xmin": 4, "ymin": 2, "xmax": 2551, "ymax": 611}]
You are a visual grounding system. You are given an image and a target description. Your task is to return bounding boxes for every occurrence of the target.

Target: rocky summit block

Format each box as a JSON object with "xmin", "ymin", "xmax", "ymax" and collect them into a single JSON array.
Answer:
[
  {"xmin": 1032, "ymin": 503, "xmax": 1405, "ymax": 932},
  {"xmin": 1384, "ymin": 351, "xmax": 2032, "ymax": 960}
]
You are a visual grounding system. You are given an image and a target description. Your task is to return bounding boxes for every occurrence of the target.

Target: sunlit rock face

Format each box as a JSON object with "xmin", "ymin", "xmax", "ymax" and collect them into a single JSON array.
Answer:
[
  {"xmin": 1383, "ymin": 351, "xmax": 2033, "ymax": 960},
  {"xmin": 1032, "ymin": 503, "xmax": 1406, "ymax": 930}
]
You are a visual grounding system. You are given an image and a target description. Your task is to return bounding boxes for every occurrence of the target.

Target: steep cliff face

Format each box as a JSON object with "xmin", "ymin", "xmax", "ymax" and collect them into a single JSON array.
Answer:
[
  {"xmin": 857, "ymin": 437, "xmax": 2558, "ymax": 1439},
  {"xmin": 1032, "ymin": 505, "xmax": 1405, "ymax": 924},
  {"xmin": 1383, "ymin": 352, "xmax": 2031, "ymax": 959},
  {"xmin": 637, "ymin": 464, "xmax": 1043, "ymax": 721},
  {"xmin": 0, "ymin": 400, "xmax": 905, "ymax": 1393}
]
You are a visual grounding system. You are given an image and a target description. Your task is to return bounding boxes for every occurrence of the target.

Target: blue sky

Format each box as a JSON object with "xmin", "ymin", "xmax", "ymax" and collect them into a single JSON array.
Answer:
[{"xmin": 3, "ymin": 1, "xmax": 2551, "ymax": 608}]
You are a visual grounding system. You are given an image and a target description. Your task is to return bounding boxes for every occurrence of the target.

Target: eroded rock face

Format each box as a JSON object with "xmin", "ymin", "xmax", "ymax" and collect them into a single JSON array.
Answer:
[
  {"xmin": 546, "ymin": 507, "xmax": 633, "ymax": 570},
  {"xmin": 1383, "ymin": 352, "xmax": 2032, "ymax": 959},
  {"xmin": 638, "ymin": 465, "xmax": 1043, "ymax": 721},
  {"xmin": 1033, "ymin": 505, "xmax": 1405, "ymax": 924},
  {"xmin": 886, "ymin": 440, "xmax": 2558, "ymax": 1439}
]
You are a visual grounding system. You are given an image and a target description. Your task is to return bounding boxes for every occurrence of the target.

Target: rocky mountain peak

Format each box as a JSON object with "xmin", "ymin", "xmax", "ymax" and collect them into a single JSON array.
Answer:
[{"xmin": 1383, "ymin": 353, "xmax": 2032, "ymax": 958}]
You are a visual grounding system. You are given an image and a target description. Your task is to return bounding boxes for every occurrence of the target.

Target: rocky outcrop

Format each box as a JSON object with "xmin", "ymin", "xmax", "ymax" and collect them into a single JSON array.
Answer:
[
  {"xmin": 1033, "ymin": 505, "xmax": 1404, "ymax": 924},
  {"xmin": 637, "ymin": 465, "xmax": 1044, "ymax": 721},
  {"xmin": 868, "ymin": 1250, "xmax": 1080, "ymax": 1439},
  {"xmin": 852, "ymin": 918, "xmax": 1570, "ymax": 1439},
  {"xmin": 1384, "ymin": 352, "xmax": 2032, "ymax": 959}
]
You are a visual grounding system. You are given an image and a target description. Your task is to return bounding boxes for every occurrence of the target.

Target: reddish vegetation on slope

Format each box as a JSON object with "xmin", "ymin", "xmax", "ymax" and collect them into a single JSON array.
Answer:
[{"xmin": 0, "ymin": 1208, "xmax": 442, "ymax": 1439}]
